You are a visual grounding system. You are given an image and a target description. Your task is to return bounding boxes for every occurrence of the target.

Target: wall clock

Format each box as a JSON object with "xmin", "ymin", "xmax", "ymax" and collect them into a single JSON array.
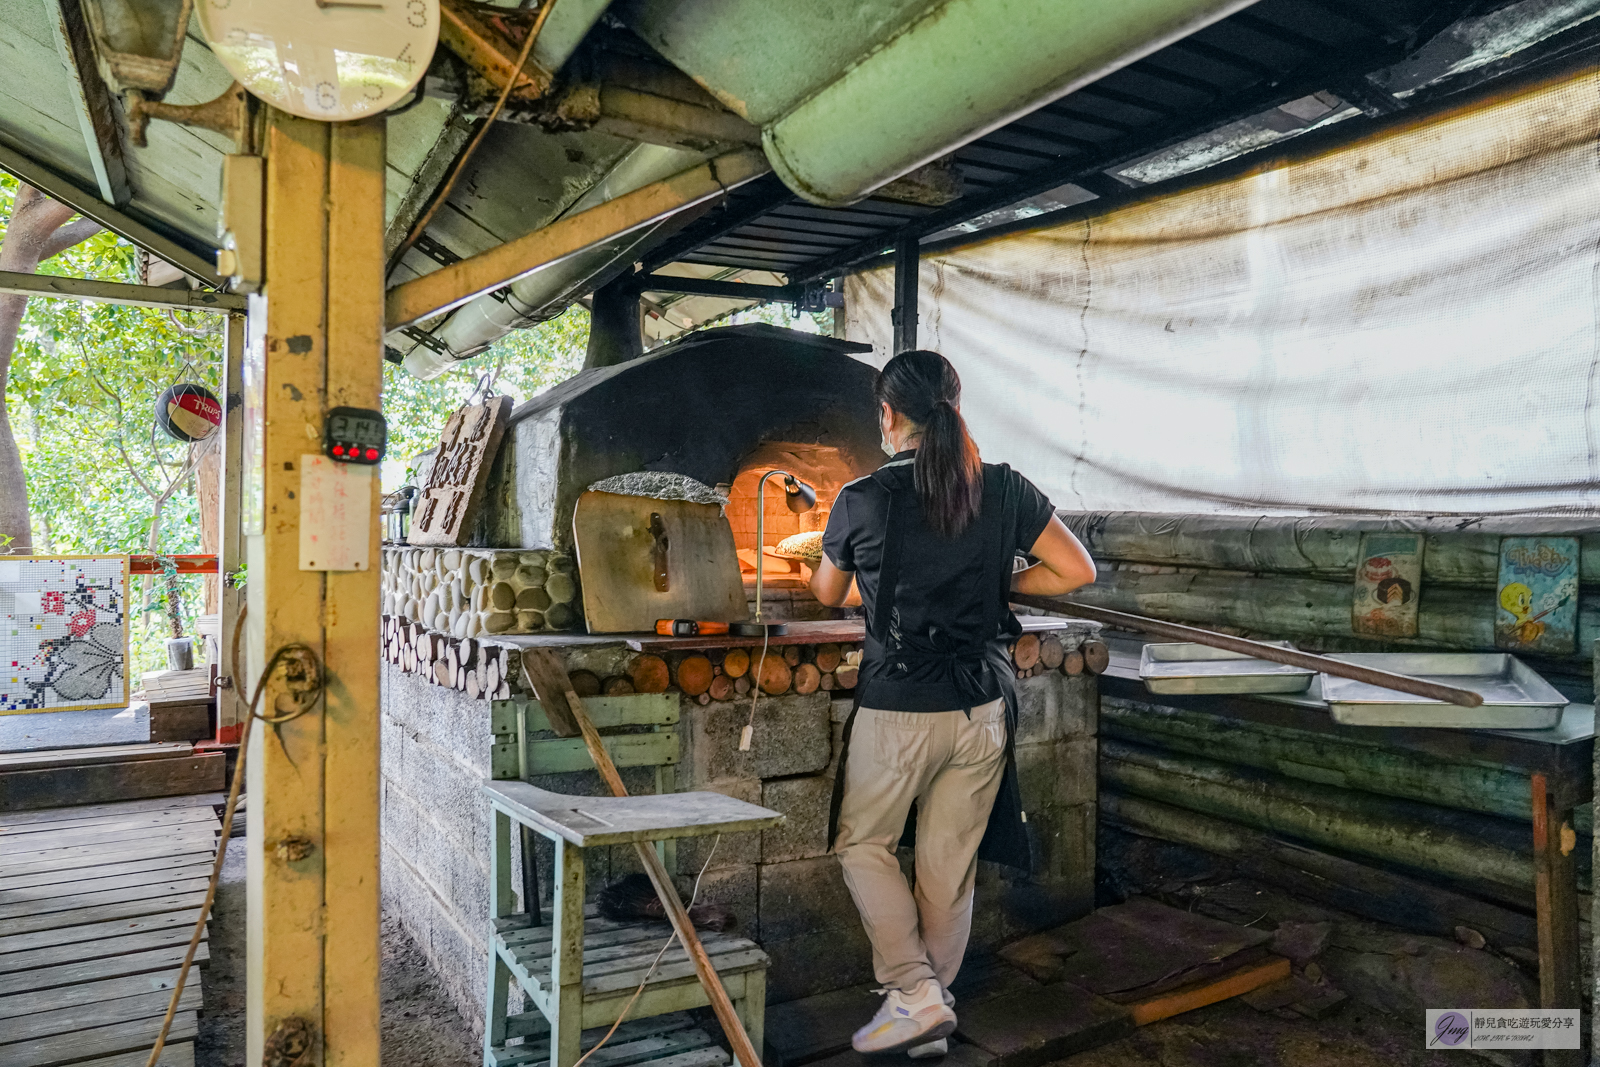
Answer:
[{"xmin": 197, "ymin": 0, "xmax": 439, "ymax": 122}]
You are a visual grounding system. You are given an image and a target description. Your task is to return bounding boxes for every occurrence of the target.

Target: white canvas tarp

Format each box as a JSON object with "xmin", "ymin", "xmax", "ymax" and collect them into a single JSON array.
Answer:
[{"xmin": 845, "ymin": 68, "xmax": 1600, "ymax": 516}]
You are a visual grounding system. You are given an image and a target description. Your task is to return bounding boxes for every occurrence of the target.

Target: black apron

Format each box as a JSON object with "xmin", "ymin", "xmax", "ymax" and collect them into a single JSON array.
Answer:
[{"xmin": 826, "ymin": 464, "xmax": 1032, "ymax": 872}]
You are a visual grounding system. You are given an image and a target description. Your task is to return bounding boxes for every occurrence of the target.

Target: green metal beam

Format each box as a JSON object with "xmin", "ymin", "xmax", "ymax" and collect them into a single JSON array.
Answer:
[{"xmin": 0, "ymin": 269, "xmax": 245, "ymax": 312}]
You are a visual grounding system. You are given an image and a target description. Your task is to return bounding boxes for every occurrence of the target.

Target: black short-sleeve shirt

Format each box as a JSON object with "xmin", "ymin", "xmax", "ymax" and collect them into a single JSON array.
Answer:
[{"xmin": 822, "ymin": 451, "xmax": 1055, "ymax": 711}]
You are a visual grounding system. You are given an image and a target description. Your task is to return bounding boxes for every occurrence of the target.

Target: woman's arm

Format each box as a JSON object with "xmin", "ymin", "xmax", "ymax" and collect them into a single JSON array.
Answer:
[
  {"xmin": 1012, "ymin": 515, "xmax": 1096, "ymax": 597},
  {"xmin": 810, "ymin": 556, "xmax": 861, "ymax": 607}
]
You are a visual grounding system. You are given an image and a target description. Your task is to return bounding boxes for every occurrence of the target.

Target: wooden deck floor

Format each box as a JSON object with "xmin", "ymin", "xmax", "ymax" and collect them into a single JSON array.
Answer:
[{"xmin": 0, "ymin": 791, "xmax": 223, "ymax": 1067}]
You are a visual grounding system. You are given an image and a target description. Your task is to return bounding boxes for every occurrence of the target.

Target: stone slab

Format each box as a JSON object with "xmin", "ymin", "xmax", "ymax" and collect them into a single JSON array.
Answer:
[
  {"xmin": 682, "ymin": 693, "xmax": 831, "ymax": 785},
  {"xmin": 759, "ymin": 856, "xmax": 873, "ymax": 1002},
  {"xmin": 761, "ymin": 775, "xmax": 835, "ymax": 864},
  {"xmin": 764, "ymin": 982, "xmax": 878, "ymax": 1066},
  {"xmin": 955, "ymin": 983, "xmax": 1132, "ymax": 1067},
  {"xmin": 805, "ymin": 1041, "xmax": 994, "ymax": 1067}
]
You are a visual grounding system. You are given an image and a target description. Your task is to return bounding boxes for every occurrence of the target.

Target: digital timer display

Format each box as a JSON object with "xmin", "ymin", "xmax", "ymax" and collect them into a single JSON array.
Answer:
[{"xmin": 325, "ymin": 407, "xmax": 387, "ymax": 465}]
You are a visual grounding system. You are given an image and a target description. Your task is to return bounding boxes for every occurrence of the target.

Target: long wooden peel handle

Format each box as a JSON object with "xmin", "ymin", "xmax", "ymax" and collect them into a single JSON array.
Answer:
[
  {"xmin": 520, "ymin": 648, "xmax": 765, "ymax": 1067},
  {"xmin": 1011, "ymin": 594, "xmax": 1485, "ymax": 709}
]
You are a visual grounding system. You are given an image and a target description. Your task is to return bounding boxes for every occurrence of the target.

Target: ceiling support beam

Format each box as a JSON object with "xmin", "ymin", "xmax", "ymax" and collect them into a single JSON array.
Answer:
[
  {"xmin": 0, "ymin": 269, "xmax": 245, "ymax": 311},
  {"xmin": 891, "ymin": 237, "xmax": 918, "ymax": 354},
  {"xmin": 385, "ymin": 149, "xmax": 768, "ymax": 329},
  {"xmin": 640, "ymin": 174, "xmax": 794, "ymax": 271},
  {"xmin": 637, "ymin": 274, "xmax": 798, "ymax": 301},
  {"xmin": 43, "ymin": 0, "xmax": 130, "ymax": 207},
  {"xmin": 0, "ymin": 137, "xmax": 222, "ymax": 286}
]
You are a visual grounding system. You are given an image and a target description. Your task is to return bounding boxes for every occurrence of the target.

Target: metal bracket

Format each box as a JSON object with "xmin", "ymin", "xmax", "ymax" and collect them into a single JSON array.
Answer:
[{"xmin": 126, "ymin": 80, "xmax": 250, "ymax": 150}]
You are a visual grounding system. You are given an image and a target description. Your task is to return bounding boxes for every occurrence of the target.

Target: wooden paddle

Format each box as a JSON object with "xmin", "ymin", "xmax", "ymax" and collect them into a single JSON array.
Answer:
[
  {"xmin": 1009, "ymin": 593, "xmax": 1485, "ymax": 709},
  {"xmin": 519, "ymin": 647, "xmax": 764, "ymax": 1067}
]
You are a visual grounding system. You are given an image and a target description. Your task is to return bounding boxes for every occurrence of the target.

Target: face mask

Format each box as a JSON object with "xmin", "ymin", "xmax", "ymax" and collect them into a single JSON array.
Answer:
[{"xmin": 880, "ymin": 416, "xmax": 896, "ymax": 457}]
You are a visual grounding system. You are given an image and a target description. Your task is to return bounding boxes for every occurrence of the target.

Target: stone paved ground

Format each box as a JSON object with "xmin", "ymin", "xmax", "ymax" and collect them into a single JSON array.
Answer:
[{"xmin": 197, "ymin": 837, "xmax": 477, "ymax": 1067}]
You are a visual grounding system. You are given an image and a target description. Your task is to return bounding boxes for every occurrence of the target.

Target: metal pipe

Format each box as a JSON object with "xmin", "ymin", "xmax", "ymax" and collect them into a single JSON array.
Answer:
[{"xmin": 1011, "ymin": 592, "xmax": 1486, "ymax": 707}]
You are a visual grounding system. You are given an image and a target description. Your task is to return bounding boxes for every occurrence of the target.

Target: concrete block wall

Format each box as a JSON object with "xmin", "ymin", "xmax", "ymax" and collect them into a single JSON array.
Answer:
[{"xmin": 380, "ymin": 640, "xmax": 1099, "ymax": 1031}]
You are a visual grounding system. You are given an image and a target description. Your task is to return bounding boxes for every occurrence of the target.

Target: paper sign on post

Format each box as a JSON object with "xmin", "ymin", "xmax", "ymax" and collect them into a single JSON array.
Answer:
[{"xmin": 299, "ymin": 454, "xmax": 373, "ymax": 572}]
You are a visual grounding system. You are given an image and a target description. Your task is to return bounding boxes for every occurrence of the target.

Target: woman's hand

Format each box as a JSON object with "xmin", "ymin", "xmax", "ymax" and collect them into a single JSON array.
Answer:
[
  {"xmin": 1012, "ymin": 516, "xmax": 1096, "ymax": 597},
  {"xmin": 810, "ymin": 555, "xmax": 861, "ymax": 607}
]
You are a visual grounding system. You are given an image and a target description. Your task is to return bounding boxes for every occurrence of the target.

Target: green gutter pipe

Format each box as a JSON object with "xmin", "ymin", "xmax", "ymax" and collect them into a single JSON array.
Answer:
[{"xmin": 631, "ymin": 0, "xmax": 1262, "ymax": 206}]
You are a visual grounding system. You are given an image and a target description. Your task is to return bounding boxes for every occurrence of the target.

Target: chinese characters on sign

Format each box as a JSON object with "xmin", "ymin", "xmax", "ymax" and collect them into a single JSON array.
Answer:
[{"xmin": 1426, "ymin": 1009, "xmax": 1580, "ymax": 1049}]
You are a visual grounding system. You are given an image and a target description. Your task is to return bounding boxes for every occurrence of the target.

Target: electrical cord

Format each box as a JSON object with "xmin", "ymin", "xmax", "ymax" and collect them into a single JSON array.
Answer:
[
  {"xmin": 144, "ymin": 642, "xmax": 325, "ymax": 1067},
  {"xmin": 570, "ymin": 835, "xmax": 722, "ymax": 1067},
  {"xmin": 387, "ymin": 1, "xmax": 555, "ymax": 276},
  {"xmin": 738, "ymin": 629, "xmax": 770, "ymax": 752}
]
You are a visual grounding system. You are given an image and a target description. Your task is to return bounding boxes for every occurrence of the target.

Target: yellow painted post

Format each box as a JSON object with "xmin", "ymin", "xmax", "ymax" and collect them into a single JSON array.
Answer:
[{"xmin": 244, "ymin": 109, "xmax": 384, "ymax": 1066}]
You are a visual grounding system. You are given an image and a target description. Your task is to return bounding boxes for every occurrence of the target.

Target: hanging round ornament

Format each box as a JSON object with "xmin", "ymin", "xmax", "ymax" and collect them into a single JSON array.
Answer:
[
  {"xmin": 155, "ymin": 383, "xmax": 222, "ymax": 443},
  {"xmin": 197, "ymin": 0, "xmax": 440, "ymax": 123}
]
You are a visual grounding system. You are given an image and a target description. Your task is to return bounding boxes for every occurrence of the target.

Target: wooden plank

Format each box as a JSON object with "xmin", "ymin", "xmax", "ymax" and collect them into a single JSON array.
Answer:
[
  {"xmin": 0, "ymin": 852, "xmax": 213, "ymax": 892},
  {"xmin": 0, "ymin": 1008, "xmax": 198, "ymax": 1067},
  {"xmin": 0, "ymin": 829, "xmax": 216, "ymax": 871},
  {"xmin": 147, "ymin": 702, "xmax": 213, "ymax": 743},
  {"xmin": 1532, "ymin": 775, "xmax": 1583, "ymax": 1067},
  {"xmin": 0, "ymin": 890, "xmax": 208, "ymax": 938},
  {"xmin": 0, "ymin": 754, "xmax": 226, "ymax": 812},
  {"xmin": 0, "ymin": 966, "xmax": 192, "ymax": 1020},
  {"xmin": 0, "ymin": 806, "xmax": 219, "ymax": 839},
  {"xmin": 485, "ymin": 782, "xmax": 780, "ymax": 848},
  {"xmin": 74, "ymin": 1042, "xmax": 194, "ymax": 1067},
  {"xmin": 0, "ymin": 875, "xmax": 211, "ymax": 921},
  {"xmin": 490, "ymin": 693, "xmax": 679, "ymax": 735},
  {"xmin": 1, "ymin": 985, "xmax": 201, "ymax": 1046},
  {"xmin": 0, "ymin": 942, "xmax": 209, "ymax": 999},
  {"xmin": 323, "ymin": 115, "xmax": 387, "ymax": 1066},
  {"xmin": 0, "ymin": 861, "xmax": 212, "ymax": 907},
  {"xmin": 0, "ymin": 744, "xmax": 192, "ymax": 771},
  {"xmin": 0, "ymin": 921, "xmax": 206, "ymax": 975},
  {"xmin": 523, "ymin": 732, "xmax": 679, "ymax": 775},
  {"xmin": 1128, "ymin": 957, "xmax": 1292, "ymax": 1026},
  {"xmin": 0, "ymin": 815, "xmax": 217, "ymax": 852},
  {"xmin": 0, "ymin": 907, "xmax": 204, "ymax": 963},
  {"xmin": 0, "ymin": 794, "xmax": 224, "ymax": 829},
  {"xmin": 573, "ymin": 492, "xmax": 746, "ymax": 634}
]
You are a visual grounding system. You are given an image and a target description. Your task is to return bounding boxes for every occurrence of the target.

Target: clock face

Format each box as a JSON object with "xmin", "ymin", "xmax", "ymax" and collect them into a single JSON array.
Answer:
[{"xmin": 198, "ymin": 0, "xmax": 439, "ymax": 122}]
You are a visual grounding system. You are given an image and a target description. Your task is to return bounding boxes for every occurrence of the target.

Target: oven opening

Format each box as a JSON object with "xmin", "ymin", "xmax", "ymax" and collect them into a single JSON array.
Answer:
[{"xmin": 722, "ymin": 442, "xmax": 857, "ymax": 622}]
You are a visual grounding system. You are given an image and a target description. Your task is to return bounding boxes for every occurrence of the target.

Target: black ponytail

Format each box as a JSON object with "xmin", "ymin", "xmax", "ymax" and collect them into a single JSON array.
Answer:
[{"xmin": 874, "ymin": 350, "xmax": 982, "ymax": 538}]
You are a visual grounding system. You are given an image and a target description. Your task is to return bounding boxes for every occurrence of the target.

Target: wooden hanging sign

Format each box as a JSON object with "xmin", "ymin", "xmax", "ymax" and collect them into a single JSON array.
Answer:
[{"xmin": 407, "ymin": 394, "xmax": 512, "ymax": 547}]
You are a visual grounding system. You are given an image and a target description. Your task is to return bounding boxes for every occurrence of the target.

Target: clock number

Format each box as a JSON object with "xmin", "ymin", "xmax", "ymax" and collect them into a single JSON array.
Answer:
[
  {"xmin": 316, "ymin": 81, "xmax": 338, "ymax": 110},
  {"xmin": 406, "ymin": 0, "xmax": 427, "ymax": 28},
  {"xmin": 396, "ymin": 42, "xmax": 414, "ymax": 73},
  {"xmin": 363, "ymin": 79, "xmax": 383, "ymax": 101}
]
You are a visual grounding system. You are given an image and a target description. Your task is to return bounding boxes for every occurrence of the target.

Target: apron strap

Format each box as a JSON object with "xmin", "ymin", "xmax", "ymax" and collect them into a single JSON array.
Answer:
[{"xmin": 867, "ymin": 467, "xmax": 913, "ymax": 647}]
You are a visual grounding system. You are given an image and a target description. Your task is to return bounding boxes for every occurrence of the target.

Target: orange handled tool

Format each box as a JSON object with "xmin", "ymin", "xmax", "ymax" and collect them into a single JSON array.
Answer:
[{"xmin": 655, "ymin": 619, "xmax": 732, "ymax": 636}]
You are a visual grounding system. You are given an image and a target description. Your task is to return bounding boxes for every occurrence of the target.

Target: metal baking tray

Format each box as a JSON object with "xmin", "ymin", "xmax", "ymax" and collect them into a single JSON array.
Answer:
[
  {"xmin": 1320, "ymin": 652, "xmax": 1567, "ymax": 729},
  {"xmin": 1139, "ymin": 642, "xmax": 1315, "ymax": 695}
]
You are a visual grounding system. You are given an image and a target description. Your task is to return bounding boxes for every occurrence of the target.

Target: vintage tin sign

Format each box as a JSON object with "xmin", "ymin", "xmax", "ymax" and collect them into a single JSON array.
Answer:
[
  {"xmin": 1495, "ymin": 536, "xmax": 1580, "ymax": 656},
  {"xmin": 1352, "ymin": 532, "xmax": 1424, "ymax": 637}
]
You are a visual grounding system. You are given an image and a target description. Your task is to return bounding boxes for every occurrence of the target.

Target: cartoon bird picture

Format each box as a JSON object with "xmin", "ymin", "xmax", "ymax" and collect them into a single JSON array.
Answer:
[{"xmin": 1499, "ymin": 576, "xmax": 1576, "ymax": 647}]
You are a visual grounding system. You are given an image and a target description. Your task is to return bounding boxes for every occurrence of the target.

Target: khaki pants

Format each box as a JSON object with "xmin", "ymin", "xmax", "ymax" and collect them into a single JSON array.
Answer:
[{"xmin": 834, "ymin": 700, "xmax": 1008, "ymax": 994}]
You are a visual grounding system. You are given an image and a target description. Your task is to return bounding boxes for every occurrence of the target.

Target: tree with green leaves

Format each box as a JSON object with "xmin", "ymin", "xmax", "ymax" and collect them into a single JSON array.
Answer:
[{"xmin": 0, "ymin": 183, "xmax": 105, "ymax": 548}]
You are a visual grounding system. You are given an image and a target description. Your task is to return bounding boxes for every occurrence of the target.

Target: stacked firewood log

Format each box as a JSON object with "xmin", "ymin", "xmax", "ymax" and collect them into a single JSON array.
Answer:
[
  {"xmin": 1009, "ymin": 632, "xmax": 1110, "ymax": 678},
  {"xmin": 565, "ymin": 642, "xmax": 866, "ymax": 705},
  {"xmin": 381, "ymin": 546, "xmax": 581, "ymax": 637},
  {"xmin": 382, "ymin": 615, "xmax": 517, "ymax": 700}
]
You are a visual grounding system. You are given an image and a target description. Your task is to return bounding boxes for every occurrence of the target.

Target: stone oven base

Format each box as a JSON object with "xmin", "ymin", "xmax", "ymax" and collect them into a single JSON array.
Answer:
[{"xmin": 380, "ymin": 620, "xmax": 1101, "ymax": 1036}]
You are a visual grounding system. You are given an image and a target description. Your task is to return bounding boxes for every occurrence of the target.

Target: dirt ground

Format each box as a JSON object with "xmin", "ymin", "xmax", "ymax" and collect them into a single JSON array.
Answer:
[{"xmin": 196, "ymin": 837, "xmax": 478, "ymax": 1067}]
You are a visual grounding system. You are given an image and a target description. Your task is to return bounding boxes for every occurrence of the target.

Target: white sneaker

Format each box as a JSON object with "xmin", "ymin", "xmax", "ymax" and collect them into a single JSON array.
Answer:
[
  {"xmin": 908, "ymin": 1038, "xmax": 949, "ymax": 1059},
  {"xmin": 852, "ymin": 980, "xmax": 958, "ymax": 1055}
]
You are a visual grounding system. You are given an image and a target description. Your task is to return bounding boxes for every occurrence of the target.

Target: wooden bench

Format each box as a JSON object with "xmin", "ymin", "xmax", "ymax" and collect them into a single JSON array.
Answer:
[{"xmin": 483, "ymin": 694, "xmax": 783, "ymax": 1067}]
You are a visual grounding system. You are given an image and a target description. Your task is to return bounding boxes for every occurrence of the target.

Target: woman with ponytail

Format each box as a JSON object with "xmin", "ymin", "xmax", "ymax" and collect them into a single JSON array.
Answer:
[{"xmin": 811, "ymin": 350, "xmax": 1096, "ymax": 1057}]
